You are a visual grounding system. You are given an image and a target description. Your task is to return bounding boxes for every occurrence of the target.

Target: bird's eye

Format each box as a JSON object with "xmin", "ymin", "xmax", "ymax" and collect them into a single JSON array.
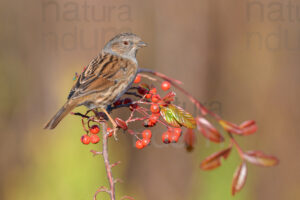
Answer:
[{"xmin": 123, "ymin": 41, "xmax": 129, "ymax": 45}]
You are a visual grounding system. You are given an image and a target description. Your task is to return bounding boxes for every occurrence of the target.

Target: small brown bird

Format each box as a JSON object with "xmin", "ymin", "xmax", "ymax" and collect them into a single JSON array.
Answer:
[{"xmin": 44, "ymin": 33, "xmax": 147, "ymax": 129}]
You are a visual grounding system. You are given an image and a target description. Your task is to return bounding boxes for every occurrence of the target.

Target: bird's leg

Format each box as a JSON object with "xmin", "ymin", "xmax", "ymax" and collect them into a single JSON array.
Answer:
[{"xmin": 101, "ymin": 108, "xmax": 119, "ymax": 140}]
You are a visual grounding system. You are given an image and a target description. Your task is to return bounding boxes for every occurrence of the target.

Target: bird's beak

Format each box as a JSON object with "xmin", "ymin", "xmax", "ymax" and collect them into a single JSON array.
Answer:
[{"xmin": 137, "ymin": 41, "xmax": 147, "ymax": 48}]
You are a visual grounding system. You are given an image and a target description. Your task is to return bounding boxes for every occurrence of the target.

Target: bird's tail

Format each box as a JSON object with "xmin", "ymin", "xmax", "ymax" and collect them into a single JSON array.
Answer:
[{"xmin": 44, "ymin": 100, "xmax": 78, "ymax": 129}]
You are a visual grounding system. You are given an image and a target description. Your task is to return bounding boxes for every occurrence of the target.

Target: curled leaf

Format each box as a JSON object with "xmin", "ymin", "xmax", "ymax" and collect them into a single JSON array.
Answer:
[
  {"xmin": 160, "ymin": 104, "xmax": 196, "ymax": 129},
  {"xmin": 239, "ymin": 120, "xmax": 257, "ymax": 136},
  {"xmin": 184, "ymin": 129, "xmax": 196, "ymax": 152},
  {"xmin": 200, "ymin": 145, "xmax": 232, "ymax": 170},
  {"xmin": 219, "ymin": 120, "xmax": 243, "ymax": 135},
  {"xmin": 232, "ymin": 162, "xmax": 247, "ymax": 196},
  {"xmin": 197, "ymin": 117, "xmax": 224, "ymax": 143},
  {"xmin": 244, "ymin": 151, "xmax": 279, "ymax": 167},
  {"xmin": 115, "ymin": 118, "xmax": 128, "ymax": 130}
]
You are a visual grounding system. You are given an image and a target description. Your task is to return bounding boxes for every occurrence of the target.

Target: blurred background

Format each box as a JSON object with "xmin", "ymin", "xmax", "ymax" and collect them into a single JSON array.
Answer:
[{"xmin": 0, "ymin": 0, "xmax": 299, "ymax": 199}]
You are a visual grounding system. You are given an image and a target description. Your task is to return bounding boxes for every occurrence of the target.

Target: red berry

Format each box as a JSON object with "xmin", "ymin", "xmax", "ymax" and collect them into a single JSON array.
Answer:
[
  {"xmin": 161, "ymin": 81, "xmax": 171, "ymax": 91},
  {"xmin": 162, "ymin": 132, "xmax": 171, "ymax": 144},
  {"xmin": 148, "ymin": 120, "xmax": 155, "ymax": 127},
  {"xmin": 81, "ymin": 135, "xmax": 90, "ymax": 145},
  {"xmin": 107, "ymin": 128, "xmax": 113, "ymax": 137},
  {"xmin": 123, "ymin": 98, "xmax": 132, "ymax": 105},
  {"xmin": 133, "ymin": 75, "xmax": 141, "ymax": 83},
  {"xmin": 90, "ymin": 134, "xmax": 100, "ymax": 144},
  {"xmin": 143, "ymin": 119, "xmax": 154, "ymax": 127},
  {"xmin": 170, "ymin": 134, "xmax": 179, "ymax": 143},
  {"xmin": 145, "ymin": 93, "xmax": 152, "ymax": 99},
  {"xmin": 173, "ymin": 128, "xmax": 182, "ymax": 137},
  {"xmin": 142, "ymin": 129, "xmax": 152, "ymax": 139},
  {"xmin": 135, "ymin": 140, "xmax": 144, "ymax": 149},
  {"xmin": 151, "ymin": 94, "xmax": 161, "ymax": 103},
  {"xmin": 142, "ymin": 138, "xmax": 150, "ymax": 147},
  {"xmin": 149, "ymin": 114, "xmax": 159, "ymax": 124},
  {"xmin": 150, "ymin": 88, "xmax": 157, "ymax": 94},
  {"xmin": 150, "ymin": 104, "xmax": 160, "ymax": 113},
  {"xmin": 113, "ymin": 99, "xmax": 123, "ymax": 107},
  {"xmin": 138, "ymin": 87, "xmax": 147, "ymax": 95},
  {"xmin": 129, "ymin": 103, "xmax": 138, "ymax": 111},
  {"xmin": 90, "ymin": 125, "xmax": 100, "ymax": 134}
]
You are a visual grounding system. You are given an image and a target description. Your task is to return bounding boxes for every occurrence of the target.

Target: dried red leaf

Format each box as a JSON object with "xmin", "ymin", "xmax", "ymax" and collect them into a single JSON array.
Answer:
[
  {"xmin": 115, "ymin": 118, "xmax": 128, "ymax": 130},
  {"xmin": 239, "ymin": 120, "xmax": 255, "ymax": 129},
  {"xmin": 197, "ymin": 117, "xmax": 224, "ymax": 143},
  {"xmin": 232, "ymin": 162, "xmax": 247, "ymax": 196},
  {"xmin": 184, "ymin": 128, "xmax": 196, "ymax": 152},
  {"xmin": 244, "ymin": 151, "xmax": 279, "ymax": 167},
  {"xmin": 162, "ymin": 91, "xmax": 176, "ymax": 103},
  {"xmin": 200, "ymin": 145, "xmax": 232, "ymax": 170}
]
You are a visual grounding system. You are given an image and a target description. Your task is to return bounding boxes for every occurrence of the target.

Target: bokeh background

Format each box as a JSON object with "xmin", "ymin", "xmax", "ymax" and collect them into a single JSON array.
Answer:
[{"xmin": 0, "ymin": 0, "xmax": 299, "ymax": 199}]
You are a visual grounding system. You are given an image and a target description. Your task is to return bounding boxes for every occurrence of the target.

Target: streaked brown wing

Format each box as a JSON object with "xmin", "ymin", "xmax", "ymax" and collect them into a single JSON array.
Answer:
[{"xmin": 67, "ymin": 53, "xmax": 128, "ymax": 100}]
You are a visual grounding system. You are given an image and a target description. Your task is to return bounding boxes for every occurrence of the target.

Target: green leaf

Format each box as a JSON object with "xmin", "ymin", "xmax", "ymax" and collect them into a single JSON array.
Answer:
[
  {"xmin": 160, "ymin": 106, "xmax": 181, "ymax": 127},
  {"xmin": 160, "ymin": 104, "xmax": 196, "ymax": 129}
]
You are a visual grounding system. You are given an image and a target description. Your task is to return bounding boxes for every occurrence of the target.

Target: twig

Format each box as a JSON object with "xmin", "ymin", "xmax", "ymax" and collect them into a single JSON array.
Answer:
[
  {"xmin": 139, "ymin": 73, "xmax": 157, "ymax": 81},
  {"xmin": 138, "ymin": 68, "xmax": 221, "ymax": 120},
  {"xmin": 101, "ymin": 122, "xmax": 116, "ymax": 200},
  {"xmin": 92, "ymin": 121, "xmax": 117, "ymax": 200}
]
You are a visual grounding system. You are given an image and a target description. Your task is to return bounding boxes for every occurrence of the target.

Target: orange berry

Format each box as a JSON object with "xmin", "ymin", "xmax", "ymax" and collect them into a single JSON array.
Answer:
[
  {"xmin": 150, "ymin": 104, "xmax": 160, "ymax": 113},
  {"xmin": 145, "ymin": 93, "xmax": 152, "ymax": 99},
  {"xmin": 170, "ymin": 134, "xmax": 179, "ymax": 143},
  {"xmin": 173, "ymin": 128, "xmax": 182, "ymax": 137},
  {"xmin": 107, "ymin": 128, "xmax": 113, "ymax": 137},
  {"xmin": 149, "ymin": 88, "xmax": 157, "ymax": 94},
  {"xmin": 133, "ymin": 75, "xmax": 141, "ymax": 83},
  {"xmin": 142, "ymin": 138, "xmax": 150, "ymax": 147},
  {"xmin": 90, "ymin": 125, "xmax": 100, "ymax": 134},
  {"xmin": 81, "ymin": 135, "xmax": 90, "ymax": 145},
  {"xmin": 135, "ymin": 140, "xmax": 144, "ymax": 149},
  {"xmin": 142, "ymin": 129, "xmax": 152, "ymax": 139},
  {"xmin": 90, "ymin": 134, "xmax": 100, "ymax": 144},
  {"xmin": 151, "ymin": 94, "xmax": 161, "ymax": 103},
  {"xmin": 162, "ymin": 132, "xmax": 171, "ymax": 144},
  {"xmin": 149, "ymin": 114, "xmax": 159, "ymax": 124},
  {"xmin": 161, "ymin": 81, "xmax": 171, "ymax": 91}
]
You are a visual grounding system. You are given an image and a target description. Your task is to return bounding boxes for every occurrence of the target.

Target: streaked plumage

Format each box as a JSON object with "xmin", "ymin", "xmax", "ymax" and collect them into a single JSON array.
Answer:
[{"xmin": 44, "ymin": 33, "xmax": 146, "ymax": 129}]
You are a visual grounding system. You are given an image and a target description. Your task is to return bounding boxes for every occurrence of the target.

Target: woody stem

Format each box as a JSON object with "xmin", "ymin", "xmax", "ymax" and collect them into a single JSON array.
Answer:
[{"xmin": 101, "ymin": 122, "xmax": 116, "ymax": 200}]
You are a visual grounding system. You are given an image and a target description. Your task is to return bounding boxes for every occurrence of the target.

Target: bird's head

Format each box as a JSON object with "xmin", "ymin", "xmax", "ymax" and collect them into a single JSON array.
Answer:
[{"xmin": 103, "ymin": 33, "xmax": 147, "ymax": 62}]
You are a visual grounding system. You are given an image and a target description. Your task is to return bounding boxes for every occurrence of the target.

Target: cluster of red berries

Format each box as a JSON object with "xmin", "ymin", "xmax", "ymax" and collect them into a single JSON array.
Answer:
[
  {"xmin": 81, "ymin": 125, "xmax": 113, "ymax": 145},
  {"xmin": 135, "ymin": 129, "xmax": 152, "ymax": 149},
  {"xmin": 162, "ymin": 128, "xmax": 182, "ymax": 144},
  {"xmin": 113, "ymin": 97, "xmax": 133, "ymax": 107},
  {"xmin": 135, "ymin": 128, "xmax": 182, "ymax": 149}
]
